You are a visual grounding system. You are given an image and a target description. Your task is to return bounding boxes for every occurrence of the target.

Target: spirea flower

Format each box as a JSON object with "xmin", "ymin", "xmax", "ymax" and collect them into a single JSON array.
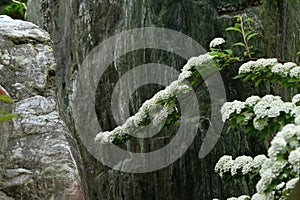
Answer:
[
  {"xmin": 290, "ymin": 66, "xmax": 300, "ymax": 77},
  {"xmin": 239, "ymin": 61, "xmax": 256, "ymax": 74},
  {"xmin": 292, "ymin": 94, "xmax": 300, "ymax": 104},
  {"xmin": 221, "ymin": 100, "xmax": 246, "ymax": 122},
  {"xmin": 245, "ymin": 96, "xmax": 261, "ymax": 106},
  {"xmin": 209, "ymin": 37, "xmax": 225, "ymax": 48},
  {"xmin": 231, "ymin": 156, "xmax": 253, "ymax": 176},
  {"xmin": 95, "ymin": 54, "xmax": 214, "ymax": 144},
  {"xmin": 214, "ymin": 155, "xmax": 233, "ymax": 177},
  {"xmin": 242, "ymin": 155, "xmax": 268, "ymax": 175},
  {"xmin": 285, "ymin": 177, "xmax": 299, "ymax": 190},
  {"xmin": 253, "ymin": 95, "xmax": 285, "ymax": 119},
  {"xmin": 268, "ymin": 136, "xmax": 287, "ymax": 158},
  {"xmin": 255, "ymin": 58, "xmax": 278, "ymax": 68},
  {"xmin": 288, "ymin": 148, "xmax": 300, "ymax": 171},
  {"xmin": 253, "ymin": 117, "xmax": 269, "ymax": 131}
]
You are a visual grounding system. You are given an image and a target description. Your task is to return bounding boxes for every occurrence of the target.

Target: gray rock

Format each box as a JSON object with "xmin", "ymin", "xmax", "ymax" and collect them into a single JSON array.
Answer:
[{"xmin": 0, "ymin": 16, "xmax": 85, "ymax": 199}]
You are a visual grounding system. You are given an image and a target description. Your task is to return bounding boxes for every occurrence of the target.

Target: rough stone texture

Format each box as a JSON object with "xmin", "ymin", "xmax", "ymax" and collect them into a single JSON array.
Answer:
[
  {"xmin": 0, "ymin": 16, "xmax": 86, "ymax": 199},
  {"xmin": 26, "ymin": 0, "xmax": 300, "ymax": 199}
]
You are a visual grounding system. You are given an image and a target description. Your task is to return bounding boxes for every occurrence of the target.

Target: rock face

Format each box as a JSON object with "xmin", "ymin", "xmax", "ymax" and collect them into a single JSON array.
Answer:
[
  {"xmin": 26, "ymin": 0, "xmax": 300, "ymax": 199},
  {"xmin": 0, "ymin": 16, "xmax": 85, "ymax": 199}
]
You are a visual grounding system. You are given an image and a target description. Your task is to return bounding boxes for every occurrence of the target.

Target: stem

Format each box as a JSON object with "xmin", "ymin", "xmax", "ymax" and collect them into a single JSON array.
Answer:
[{"xmin": 240, "ymin": 18, "xmax": 252, "ymax": 58}]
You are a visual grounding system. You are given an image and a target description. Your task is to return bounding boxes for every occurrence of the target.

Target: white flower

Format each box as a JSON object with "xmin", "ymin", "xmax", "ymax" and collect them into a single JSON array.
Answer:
[
  {"xmin": 239, "ymin": 61, "xmax": 256, "ymax": 74},
  {"xmin": 221, "ymin": 100, "xmax": 246, "ymax": 121},
  {"xmin": 278, "ymin": 124, "xmax": 298, "ymax": 142},
  {"xmin": 253, "ymin": 155, "xmax": 268, "ymax": 167},
  {"xmin": 209, "ymin": 37, "xmax": 225, "ymax": 48},
  {"xmin": 271, "ymin": 62, "xmax": 296, "ymax": 76},
  {"xmin": 283, "ymin": 62, "xmax": 297, "ymax": 70},
  {"xmin": 291, "ymin": 106, "xmax": 300, "ymax": 118},
  {"xmin": 178, "ymin": 70, "xmax": 192, "ymax": 82},
  {"xmin": 283, "ymin": 102, "xmax": 296, "ymax": 113},
  {"xmin": 242, "ymin": 155, "xmax": 268, "ymax": 175},
  {"xmin": 253, "ymin": 95, "xmax": 285, "ymax": 119},
  {"xmin": 152, "ymin": 107, "xmax": 169, "ymax": 126},
  {"xmin": 95, "ymin": 131, "xmax": 115, "ymax": 144},
  {"xmin": 231, "ymin": 155, "xmax": 253, "ymax": 176},
  {"xmin": 245, "ymin": 96, "xmax": 261, "ymax": 106},
  {"xmin": 288, "ymin": 148, "xmax": 300, "ymax": 171},
  {"xmin": 253, "ymin": 117, "xmax": 269, "ymax": 131},
  {"xmin": 268, "ymin": 136, "xmax": 287, "ymax": 158},
  {"xmin": 292, "ymin": 94, "xmax": 300, "ymax": 104},
  {"xmin": 275, "ymin": 182, "xmax": 285, "ymax": 190},
  {"xmin": 290, "ymin": 140, "xmax": 299, "ymax": 149},
  {"xmin": 251, "ymin": 193, "xmax": 266, "ymax": 200},
  {"xmin": 295, "ymin": 116, "xmax": 300, "ymax": 125},
  {"xmin": 271, "ymin": 63, "xmax": 285, "ymax": 74},
  {"xmin": 285, "ymin": 177, "xmax": 299, "ymax": 190},
  {"xmin": 255, "ymin": 58, "xmax": 278, "ymax": 68},
  {"xmin": 215, "ymin": 155, "xmax": 233, "ymax": 177},
  {"xmin": 290, "ymin": 66, "xmax": 300, "ymax": 77},
  {"xmin": 237, "ymin": 195, "xmax": 250, "ymax": 200},
  {"xmin": 256, "ymin": 174, "xmax": 273, "ymax": 193}
]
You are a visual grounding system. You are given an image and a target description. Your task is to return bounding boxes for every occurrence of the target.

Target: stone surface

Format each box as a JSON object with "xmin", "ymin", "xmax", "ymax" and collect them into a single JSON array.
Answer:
[
  {"xmin": 26, "ymin": 0, "xmax": 300, "ymax": 199},
  {"xmin": 0, "ymin": 16, "xmax": 86, "ymax": 199}
]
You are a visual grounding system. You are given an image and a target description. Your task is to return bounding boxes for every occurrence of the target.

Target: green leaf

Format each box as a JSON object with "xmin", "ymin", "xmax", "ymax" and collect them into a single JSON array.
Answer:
[
  {"xmin": 225, "ymin": 27, "xmax": 241, "ymax": 33},
  {"xmin": 0, "ymin": 95, "xmax": 14, "ymax": 103},
  {"xmin": 246, "ymin": 33, "xmax": 259, "ymax": 42},
  {"xmin": 0, "ymin": 110, "xmax": 8, "ymax": 115},
  {"xmin": 236, "ymin": 115, "xmax": 246, "ymax": 124},
  {"xmin": 255, "ymin": 79, "xmax": 263, "ymax": 87},
  {"xmin": 243, "ymin": 74, "xmax": 253, "ymax": 81},
  {"xmin": 233, "ymin": 42, "xmax": 246, "ymax": 47},
  {"xmin": 288, "ymin": 78, "xmax": 300, "ymax": 83},
  {"xmin": 224, "ymin": 49, "xmax": 233, "ymax": 55},
  {"xmin": 233, "ymin": 74, "xmax": 246, "ymax": 80},
  {"xmin": 0, "ymin": 113, "xmax": 19, "ymax": 122}
]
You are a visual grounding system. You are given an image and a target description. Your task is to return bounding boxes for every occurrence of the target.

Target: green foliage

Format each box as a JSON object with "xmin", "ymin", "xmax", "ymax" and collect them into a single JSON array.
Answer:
[
  {"xmin": 226, "ymin": 16, "xmax": 258, "ymax": 58},
  {"xmin": 209, "ymin": 15, "xmax": 259, "ymax": 69},
  {"xmin": 214, "ymin": 17, "xmax": 300, "ymax": 200},
  {"xmin": 0, "ymin": 94, "xmax": 18, "ymax": 122},
  {"xmin": 233, "ymin": 59, "xmax": 300, "ymax": 91},
  {"xmin": 2, "ymin": 0, "xmax": 27, "ymax": 20}
]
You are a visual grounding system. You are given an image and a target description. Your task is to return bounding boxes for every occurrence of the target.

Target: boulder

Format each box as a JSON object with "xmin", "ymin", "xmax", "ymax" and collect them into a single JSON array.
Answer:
[{"xmin": 0, "ymin": 15, "xmax": 86, "ymax": 200}]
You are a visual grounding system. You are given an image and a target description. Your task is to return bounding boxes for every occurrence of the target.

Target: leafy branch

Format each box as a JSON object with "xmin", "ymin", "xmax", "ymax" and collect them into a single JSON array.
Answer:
[
  {"xmin": 209, "ymin": 15, "xmax": 259, "ymax": 69},
  {"xmin": 2, "ymin": 0, "xmax": 27, "ymax": 20}
]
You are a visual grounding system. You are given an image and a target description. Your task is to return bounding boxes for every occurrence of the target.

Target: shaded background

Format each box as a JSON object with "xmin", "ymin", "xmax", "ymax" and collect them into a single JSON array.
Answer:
[{"xmin": 21, "ymin": 0, "xmax": 300, "ymax": 199}]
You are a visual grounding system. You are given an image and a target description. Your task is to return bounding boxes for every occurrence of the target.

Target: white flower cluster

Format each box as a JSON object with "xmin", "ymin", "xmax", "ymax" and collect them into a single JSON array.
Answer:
[
  {"xmin": 268, "ymin": 124, "xmax": 300, "ymax": 158},
  {"xmin": 209, "ymin": 37, "xmax": 225, "ymax": 48},
  {"xmin": 95, "ymin": 54, "xmax": 213, "ymax": 144},
  {"xmin": 292, "ymin": 94, "xmax": 300, "ymax": 105},
  {"xmin": 238, "ymin": 58, "xmax": 300, "ymax": 79},
  {"xmin": 215, "ymin": 122, "xmax": 300, "ymax": 200},
  {"xmin": 251, "ymin": 123, "xmax": 300, "ymax": 199},
  {"xmin": 221, "ymin": 100, "xmax": 246, "ymax": 122},
  {"xmin": 213, "ymin": 195, "xmax": 250, "ymax": 200},
  {"xmin": 239, "ymin": 58, "xmax": 277, "ymax": 74},
  {"xmin": 214, "ymin": 155, "xmax": 267, "ymax": 177},
  {"xmin": 221, "ymin": 94, "xmax": 298, "ymax": 131}
]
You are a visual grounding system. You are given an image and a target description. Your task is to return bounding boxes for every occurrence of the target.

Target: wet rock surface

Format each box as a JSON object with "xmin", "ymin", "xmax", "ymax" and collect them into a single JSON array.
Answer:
[{"xmin": 26, "ymin": 0, "xmax": 300, "ymax": 199}]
